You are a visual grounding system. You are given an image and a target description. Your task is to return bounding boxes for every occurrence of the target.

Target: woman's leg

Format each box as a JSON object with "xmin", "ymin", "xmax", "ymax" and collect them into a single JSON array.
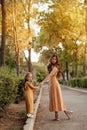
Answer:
[
  {"xmin": 55, "ymin": 111, "xmax": 60, "ymax": 120},
  {"xmin": 64, "ymin": 110, "xmax": 73, "ymax": 120}
]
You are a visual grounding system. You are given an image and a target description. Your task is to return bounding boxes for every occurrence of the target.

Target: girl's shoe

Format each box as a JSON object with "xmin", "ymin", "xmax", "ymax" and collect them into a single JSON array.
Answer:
[
  {"xmin": 30, "ymin": 114, "xmax": 34, "ymax": 118},
  {"xmin": 27, "ymin": 113, "xmax": 34, "ymax": 118},
  {"xmin": 27, "ymin": 113, "xmax": 32, "ymax": 118},
  {"xmin": 54, "ymin": 118, "xmax": 60, "ymax": 121}
]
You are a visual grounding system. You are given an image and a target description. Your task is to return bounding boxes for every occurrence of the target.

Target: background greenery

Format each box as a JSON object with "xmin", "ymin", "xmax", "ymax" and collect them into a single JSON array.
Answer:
[{"xmin": 0, "ymin": 0, "xmax": 87, "ymax": 111}]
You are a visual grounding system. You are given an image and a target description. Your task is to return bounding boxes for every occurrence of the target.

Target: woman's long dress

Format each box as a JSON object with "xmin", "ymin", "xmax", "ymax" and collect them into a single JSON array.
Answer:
[
  {"xmin": 48, "ymin": 67, "xmax": 66, "ymax": 112},
  {"xmin": 24, "ymin": 81, "xmax": 34, "ymax": 114}
]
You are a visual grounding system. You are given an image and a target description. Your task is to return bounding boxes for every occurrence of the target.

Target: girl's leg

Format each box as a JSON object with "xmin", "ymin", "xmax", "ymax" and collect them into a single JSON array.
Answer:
[{"xmin": 64, "ymin": 110, "xmax": 73, "ymax": 120}]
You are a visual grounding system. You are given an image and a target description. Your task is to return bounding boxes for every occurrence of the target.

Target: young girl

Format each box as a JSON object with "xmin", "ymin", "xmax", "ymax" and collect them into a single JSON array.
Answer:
[
  {"xmin": 24, "ymin": 72, "xmax": 40, "ymax": 118},
  {"xmin": 40, "ymin": 54, "xmax": 73, "ymax": 121}
]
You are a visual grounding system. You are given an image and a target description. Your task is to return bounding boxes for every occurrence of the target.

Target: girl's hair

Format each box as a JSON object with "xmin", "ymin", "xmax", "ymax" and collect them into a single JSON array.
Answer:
[
  {"xmin": 47, "ymin": 54, "xmax": 62, "ymax": 77},
  {"xmin": 23, "ymin": 72, "xmax": 31, "ymax": 86}
]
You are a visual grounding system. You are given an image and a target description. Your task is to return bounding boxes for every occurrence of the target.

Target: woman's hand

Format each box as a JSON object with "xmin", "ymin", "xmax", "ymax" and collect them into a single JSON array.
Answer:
[
  {"xmin": 36, "ymin": 85, "xmax": 41, "ymax": 88},
  {"xmin": 40, "ymin": 82, "xmax": 44, "ymax": 87}
]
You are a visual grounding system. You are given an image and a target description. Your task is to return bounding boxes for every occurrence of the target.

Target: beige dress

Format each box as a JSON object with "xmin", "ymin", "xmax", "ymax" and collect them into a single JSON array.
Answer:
[{"xmin": 43, "ymin": 66, "xmax": 66, "ymax": 112}]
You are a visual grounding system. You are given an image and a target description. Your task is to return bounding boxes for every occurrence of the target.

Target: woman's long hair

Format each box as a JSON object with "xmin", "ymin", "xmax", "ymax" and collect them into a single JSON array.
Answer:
[{"xmin": 47, "ymin": 54, "xmax": 62, "ymax": 77}]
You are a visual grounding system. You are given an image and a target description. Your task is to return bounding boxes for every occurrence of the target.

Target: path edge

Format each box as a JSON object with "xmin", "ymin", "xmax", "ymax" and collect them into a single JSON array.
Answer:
[
  {"xmin": 62, "ymin": 85, "xmax": 87, "ymax": 94},
  {"xmin": 23, "ymin": 87, "xmax": 42, "ymax": 130}
]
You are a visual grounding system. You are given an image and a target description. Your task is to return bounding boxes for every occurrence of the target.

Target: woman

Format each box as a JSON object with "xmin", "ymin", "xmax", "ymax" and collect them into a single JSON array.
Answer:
[{"xmin": 40, "ymin": 54, "xmax": 73, "ymax": 121}]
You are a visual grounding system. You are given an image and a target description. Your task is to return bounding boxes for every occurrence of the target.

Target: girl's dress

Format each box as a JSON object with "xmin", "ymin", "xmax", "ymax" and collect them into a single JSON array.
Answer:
[
  {"xmin": 44, "ymin": 66, "xmax": 66, "ymax": 112},
  {"xmin": 24, "ymin": 81, "xmax": 34, "ymax": 114}
]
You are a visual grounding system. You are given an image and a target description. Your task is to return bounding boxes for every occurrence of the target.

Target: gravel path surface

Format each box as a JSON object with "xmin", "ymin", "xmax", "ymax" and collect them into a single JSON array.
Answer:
[{"xmin": 34, "ymin": 84, "xmax": 87, "ymax": 130}]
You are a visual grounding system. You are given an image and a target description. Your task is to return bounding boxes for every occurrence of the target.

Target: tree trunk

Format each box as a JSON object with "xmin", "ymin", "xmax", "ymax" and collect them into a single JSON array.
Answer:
[
  {"xmin": 27, "ymin": 0, "xmax": 32, "ymax": 72},
  {"xmin": 65, "ymin": 61, "xmax": 69, "ymax": 80},
  {"xmin": 28, "ymin": 49, "xmax": 32, "ymax": 72},
  {"xmin": 74, "ymin": 51, "xmax": 78, "ymax": 77},
  {"xmin": 0, "ymin": 0, "xmax": 6, "ymax": 66},
  {"xmin": 15, "ymin": 49, "xmax": 20, "ymax": 76},
  {"xmin": 62, "ymin": 71, "xmax": 65, "ymax": 81},
  {"xmin": 12, "ymin": 0, "xmax": 20, "ymax": 76},
  {"xmin": 21, "ymin": 0, "xmax": 32, "ymax": 72},
  {"xmin": 83, "ymin": 0, "xmax": 87, "ymax": 76}
]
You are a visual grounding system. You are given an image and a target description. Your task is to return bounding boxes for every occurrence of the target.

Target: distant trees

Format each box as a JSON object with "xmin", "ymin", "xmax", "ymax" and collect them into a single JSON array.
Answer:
[
  {"xmin": 35, "ymin": 0, "xmax": 86, "ymax": 79},
  {"xmin": 0, "ymin": 0, "xmax": 87, "ymax": 78},
  {"xmin": 84, "ymin": 0, "xmax": 87, "ymax": 76},
  {"xmin": 0, "ymin": 0, "xmax": 36, "ymax": 75}
]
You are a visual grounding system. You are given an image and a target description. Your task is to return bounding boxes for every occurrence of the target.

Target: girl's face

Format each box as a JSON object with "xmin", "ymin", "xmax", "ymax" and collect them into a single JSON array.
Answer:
[
  {"xmin": 27, "ymin": 73, "xmax": 33, "ymax": 82},
  {"xmin": 51, "ymin": 56, "xmax": 57, "ymax": 64}
]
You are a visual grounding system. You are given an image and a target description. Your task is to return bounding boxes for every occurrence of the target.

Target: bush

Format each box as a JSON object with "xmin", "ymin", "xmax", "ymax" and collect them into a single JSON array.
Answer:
[
  {"xmin": 0, "ymin": 67, "xmax": 24, "ymax": 110},
  {"xmin": 33, "ymin": 63, "xmax": 47, "ymax": 82},
  {"xmin": 14, "ymin": 79, "xmax": 24, "ymax": 104},
  {"xmin": 0, "ymin": 75, "xmax": 17, "ymax": 110},
  {"xmin": 82, "ymin": 77, "xmax": 87, "ymax": 88},
  {"xmin": 69, "ymin": 77, "xmax": 87, "ymax": 88},
  {"xmin": 58, "ymin": 79, "xmax": 67, "ymax": 85},
  {"xmin": 58, "ymin": 79, "xmax": 64, "ymax": 84},
  {"xmin": 36, "ymin": 72, "xmax": 45, "ymax": 82}
]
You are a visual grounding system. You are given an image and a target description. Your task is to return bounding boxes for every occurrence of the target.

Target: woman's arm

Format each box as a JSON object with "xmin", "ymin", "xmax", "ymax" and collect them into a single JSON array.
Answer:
[
  {"xmin": 41, "ymin": 74, "xmax": 50, "ymax": 84},
  {"xmin": 40, "ymin": 67, "xmax": 58, "ymax": 85}
]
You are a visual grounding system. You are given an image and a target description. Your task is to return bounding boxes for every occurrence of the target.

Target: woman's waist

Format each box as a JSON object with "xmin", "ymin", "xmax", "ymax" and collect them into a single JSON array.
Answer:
[
  {"xmin": 49, "ymin": 79, "xmax": 58, "ymax": 84},
  {"xmin": 50, "ymin": 77, "xmax": 57, "ymax": 81}
]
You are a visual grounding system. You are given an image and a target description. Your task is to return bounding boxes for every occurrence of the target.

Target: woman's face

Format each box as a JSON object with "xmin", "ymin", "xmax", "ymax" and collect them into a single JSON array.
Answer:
[
  {"xmin": 51, "ymin": 56, "xmax": 57, "ymax": 64},
  {"xmin": 27, "ymin": 73, "xmax": 33, "ymax": 82}
]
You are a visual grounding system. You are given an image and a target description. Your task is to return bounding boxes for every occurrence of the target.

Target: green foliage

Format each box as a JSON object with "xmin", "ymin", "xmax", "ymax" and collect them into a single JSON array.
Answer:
[
  {"xmin": 59, "ymin": 76, "xmax": 87, "ymax": 88},
  {"xmin": 33, "ymin": 63, "xmax": 48, "ymax": 82},
  {"xmin": 0, "ymin": 66, "xmax": 16, "ymax": 76},
  {"xmin": 39, "ymin": 49, "xmax": 54, "ymax": 64},
  {"xmin": 35, "ymin": 0, "xmax": 85, "ymax": 50},
  {"xmin": 0, "ymin": 67, "xmax": 24, "ymax": 111},
  {"xmin": 5, "ymin": 45, "xmax": 16, "ymax": 69},
  {"xmin": 68, "ymin": 78, "xmax": 77, "ymax": 87},
  {"xmin": 36, "ymin": 72, "xmax": 44, "ymax": 82},
  {"xmin": 58, "ymin": 79, "xmax": 64, "ymax": 84},
  {"xmin": 14, "ymin": 78, "xmax": 24, "ymax": 104},
  {"xmin": 0, "ymin": 75, "xmax": 17, "ymax": 110},
  {"xmin": 34, "ymin": 0, "xmax": 85, "ymax": 78},
  {"xmin": 69, "ymin": 77, "xmax": 87, "ymax": 88}
]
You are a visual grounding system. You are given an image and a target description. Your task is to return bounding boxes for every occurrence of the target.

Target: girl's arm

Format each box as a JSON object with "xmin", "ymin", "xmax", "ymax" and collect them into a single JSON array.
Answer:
[{"xmin": 28, "ymin": 82, "xmax": 40, "ymax": 89}]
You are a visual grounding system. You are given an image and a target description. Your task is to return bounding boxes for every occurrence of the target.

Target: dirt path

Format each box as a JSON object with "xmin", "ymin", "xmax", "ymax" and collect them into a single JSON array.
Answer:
[
  {"xmin": 34, "ymin": 85, "xmax": 87, "ymax": 130},
  {"xmin": 0, "ymin": 89, "xmax": 40, "ymax": 130},
  {"xmin": 0, "ymin": 100, "xmax": 26, "ymax": 130}
]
